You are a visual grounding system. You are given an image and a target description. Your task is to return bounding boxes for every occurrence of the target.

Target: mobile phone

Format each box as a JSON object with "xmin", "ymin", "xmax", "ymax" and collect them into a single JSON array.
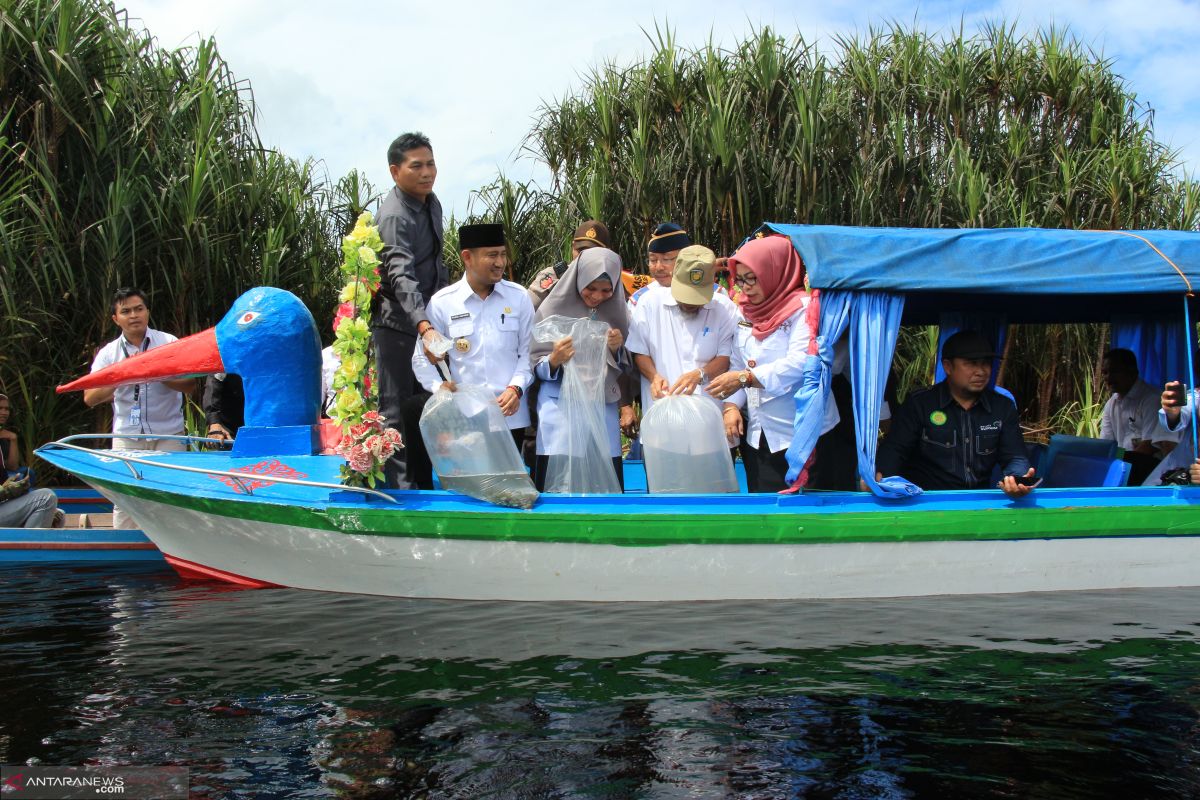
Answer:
[{"xmin": 1013, "ymin": 474, "xmax": 1041, "ymax": 487}]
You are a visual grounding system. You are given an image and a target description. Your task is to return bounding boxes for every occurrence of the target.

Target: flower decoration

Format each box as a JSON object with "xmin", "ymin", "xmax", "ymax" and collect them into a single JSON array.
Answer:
[{"xmin": 329, "ymin": 211, "xmax": 402, "ymax": 488}]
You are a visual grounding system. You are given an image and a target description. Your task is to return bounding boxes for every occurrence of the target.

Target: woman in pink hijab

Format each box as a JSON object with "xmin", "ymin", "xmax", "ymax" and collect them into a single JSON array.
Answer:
[{"xmin": 705, "ymin": 235, "xmax": 838, "ymax": 492}]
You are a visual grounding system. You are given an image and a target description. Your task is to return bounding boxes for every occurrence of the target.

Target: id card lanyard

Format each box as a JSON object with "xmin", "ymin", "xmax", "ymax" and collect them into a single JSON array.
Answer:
[{"xmin": 120, "ymin": 336, "xmax": 150, "ymax": 431}]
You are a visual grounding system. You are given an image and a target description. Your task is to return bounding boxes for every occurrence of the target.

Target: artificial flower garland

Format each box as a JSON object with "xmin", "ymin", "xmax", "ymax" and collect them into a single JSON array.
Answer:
[{"xmin": 329, "ymin": 212, "xmax": 402, "ymax": 488}]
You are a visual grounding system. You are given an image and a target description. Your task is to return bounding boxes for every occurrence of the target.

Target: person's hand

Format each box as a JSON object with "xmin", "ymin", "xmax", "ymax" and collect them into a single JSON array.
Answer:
[
  {"xmin": 606, "ymin": 327, "xmax": 624, "ymax": 353},
  {"xmin": 706, "ymin": 371, "xmax": 742, "ymax": 400},
  {"xmin": 497, "ymin": 387, "xmax": 520, "ymax": 416},
  {"xmin": 722, "ymin": 404, "xmax": 743, "ymax": 440},
  {"xmin": 1190, "ymin": 459, "xmax": 1200, "ymax": 485},
  {"xmin": 670, "ymin": 369, "xmax": 703, "ymax": 395},
  {"xmin": 421, "ymin": 327, "xmax": 447, "ymax": 364},
  {"xmin": 999, "ymin": 468, "xmax": 1038, "ymax": 499},
  {"xmin": 439, "ymin": 380, "xmax": 458, "ymax": 393},
  {"xmin": 619, "ymin": 404, "xmax": 639, "ymax": 437},
  {"xmin": 206, "ymin": 424, "xmax": 232, "ymax": 441},
  {"xmin": 549, "ymin": 337, "xmax": 575, "ymax": 370},
  {"xmin": 650, "ymin": 374, "xmax": 670, "ymax": 400},
  {"xmin": 1163, "ymin": 381, "xmax": 1187, "ymax": 425},
  {"xmin": 0, "ymin": 474, "xmax": 29, "ymax": 502}
]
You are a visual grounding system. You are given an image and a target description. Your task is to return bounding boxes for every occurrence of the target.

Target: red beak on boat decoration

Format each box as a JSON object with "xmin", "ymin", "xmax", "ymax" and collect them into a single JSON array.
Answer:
[{"xmin": 57, "ymin": 327, "xmax": 225, "ymax": 393}]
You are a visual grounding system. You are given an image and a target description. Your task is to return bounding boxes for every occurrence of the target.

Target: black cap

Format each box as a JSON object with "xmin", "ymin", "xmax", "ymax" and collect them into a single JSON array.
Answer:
[
  {"xmin": 459, "ymin": 223, "xmax": 506, "ymax": 250},
  {"xmin": 647, "ymin": 222, "xmax": 691, "ymax": 254},
  {"xmin": 942, "ymin": 330, "xmax": 1001, "ymax": 360}
]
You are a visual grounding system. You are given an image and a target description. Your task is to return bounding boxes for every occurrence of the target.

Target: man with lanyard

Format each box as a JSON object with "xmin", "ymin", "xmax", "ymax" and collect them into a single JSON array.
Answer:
[
  {"xmin": 85, "ymin": 287, "xmax": 195, "ymax": 528},
  {"xmin": 875, "ymin": 330, "xmax": 1035, "ymax": 498},
  {"xmin": 412, "ymin": 223, "xmax": 534, "ymax": 445},
  {"xmin": 626, "ymin": 245, "xmax": 736, "ymax": 415},
  {"xmin": 373, "ymin": 132, "xmax": 448, "ymax": 489}
]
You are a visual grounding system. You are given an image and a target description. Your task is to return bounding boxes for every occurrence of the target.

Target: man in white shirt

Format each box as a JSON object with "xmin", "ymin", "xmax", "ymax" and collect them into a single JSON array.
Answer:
[
  {"xmin": 627, "ymin": 245, "xmax": 737, "ymax": 416},
  {"xmin": 412, "ymin": 224, "xmax": 534, "ymax": 443},
  {"xmin": 85, "ymin": 288, "xmax": 196, "ymax": 528},
  {"xmin": 1100, "ymin": 348, "xmax": 1176, "ymax": 484}
]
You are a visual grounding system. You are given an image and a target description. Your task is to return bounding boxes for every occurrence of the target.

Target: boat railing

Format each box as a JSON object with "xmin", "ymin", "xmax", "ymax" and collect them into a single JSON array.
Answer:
[{"xmin": 40, "ymin": 434, "xmax": 398, "ymax": 505}]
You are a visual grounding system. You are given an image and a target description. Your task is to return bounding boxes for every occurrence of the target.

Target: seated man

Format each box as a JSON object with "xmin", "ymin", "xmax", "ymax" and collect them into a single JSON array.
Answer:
[
  {"xmin": 0, "ymin": 473, "xmax": 62, "ymax": 528},
  {"xmin": 876, "ymin": 331, "xmax": 1035, "ymax": 498},
  {"xmin": 1099, "ymin": 348, "xmax": 1177, "ymax": 484}
]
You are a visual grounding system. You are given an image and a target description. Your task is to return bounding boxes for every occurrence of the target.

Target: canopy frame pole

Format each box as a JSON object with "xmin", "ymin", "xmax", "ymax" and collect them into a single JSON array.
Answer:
[{"xmin": 1185, "ymin": 295, "xmax": 1199, "ymax": 465}]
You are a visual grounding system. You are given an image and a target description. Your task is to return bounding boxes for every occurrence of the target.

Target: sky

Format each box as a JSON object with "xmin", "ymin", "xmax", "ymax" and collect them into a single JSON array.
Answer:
[{"xmin": 117, "ymin": 0, "xmax": 1200, "ymax": 217}]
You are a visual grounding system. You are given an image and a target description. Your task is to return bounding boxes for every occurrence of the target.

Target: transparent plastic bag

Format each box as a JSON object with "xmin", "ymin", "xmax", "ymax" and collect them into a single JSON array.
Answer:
[
  {"xmin": 419, "ymin": 385, "xmax": 539, "ymax": 509},
  {"xmin": 640, "ymin": 394, "xmax": 739, "ymax": 494},
  {"xmin": 534, "ymin": 315, "xmax": 621, "ymax": 494}
]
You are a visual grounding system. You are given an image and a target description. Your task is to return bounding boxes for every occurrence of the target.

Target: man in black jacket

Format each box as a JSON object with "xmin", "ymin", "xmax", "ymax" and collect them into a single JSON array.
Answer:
[
  {"xmin": 373, "ymin": 132, "xmax": 448, "ymax": 489},
  {"xmin": 876, "ymin": 330, "xmax": 1035, "ymax": 498}
]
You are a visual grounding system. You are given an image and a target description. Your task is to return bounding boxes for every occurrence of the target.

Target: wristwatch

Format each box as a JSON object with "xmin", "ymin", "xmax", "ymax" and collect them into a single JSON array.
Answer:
[
  {"xmin": 738, "ymin": 370, "xmax": 750, "ymax": 387},
  {"xmin": 508, "ymin": 384, "xmax": 523, "ymax": 399},
  {"xmin": 698, "ymin": 368, "xmax": 708, "ymax": 385}
]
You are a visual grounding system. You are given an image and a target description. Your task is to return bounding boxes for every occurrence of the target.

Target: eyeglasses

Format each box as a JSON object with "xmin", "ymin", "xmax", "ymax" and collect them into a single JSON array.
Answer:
[{"xmin": 733, "ymin": 273, "xmax": 758, "ymax": 288}]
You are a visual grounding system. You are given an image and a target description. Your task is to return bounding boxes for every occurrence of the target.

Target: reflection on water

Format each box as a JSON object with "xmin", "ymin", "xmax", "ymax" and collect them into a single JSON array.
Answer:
[{"xmin": 3, "ymin": 564, "xmax": 1200, "ymax": 797}]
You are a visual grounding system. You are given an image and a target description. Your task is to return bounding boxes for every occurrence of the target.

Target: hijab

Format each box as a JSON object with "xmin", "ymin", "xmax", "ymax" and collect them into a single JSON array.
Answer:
[
  {"xmin": 532, "ymin": 247, "xmax": 629, "ymax": 402},
  {"xmin": 728, "ymin": 235, "xmax": 810, "ymax": 340}
]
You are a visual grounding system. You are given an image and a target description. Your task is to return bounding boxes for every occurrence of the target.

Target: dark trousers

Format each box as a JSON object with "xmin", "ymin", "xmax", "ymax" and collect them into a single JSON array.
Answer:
[
  {"xmin": 741, "ymin": 432, "xmax": 790, "ymax": 493},
  {"xmin": 533, "ymin": 455, "xmax": 624, "ymax": 493},
  {"xmin": 373, "ymin": 326, "xmax": 432, "ymax": 490}
]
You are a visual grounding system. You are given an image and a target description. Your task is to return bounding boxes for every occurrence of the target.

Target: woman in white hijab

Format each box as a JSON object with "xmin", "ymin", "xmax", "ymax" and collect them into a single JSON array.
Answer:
[{"xmin": 530, "ymin": 248, "xmax": 630, "ymax": 491}]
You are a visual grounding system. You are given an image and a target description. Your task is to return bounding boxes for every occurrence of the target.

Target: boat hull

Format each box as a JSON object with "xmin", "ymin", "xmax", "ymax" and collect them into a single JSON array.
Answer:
[
  {"xmin": 113, "ymin": 486, "xmax": 1200, "ymax": 599},
  {"xmin": 36, "ymin": 445, "xmax": 1200, "ymax": 601}
]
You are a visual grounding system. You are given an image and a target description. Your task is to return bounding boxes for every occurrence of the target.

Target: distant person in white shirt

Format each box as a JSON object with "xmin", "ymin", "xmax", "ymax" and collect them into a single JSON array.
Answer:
[
  {"xmin": 85, "ymin": 288, "xmax": 195, "ymax": 528},
  {"xmin": 627, "ymin": 245, "xmax": 737, "ymax": 415},
  {"xmin": 1100, "ymin": 348, "xmax": 1176, "ymax": 484},
  {"xmin": 412, "ymin": 223, "xmax": 534, "ymax": 445}
]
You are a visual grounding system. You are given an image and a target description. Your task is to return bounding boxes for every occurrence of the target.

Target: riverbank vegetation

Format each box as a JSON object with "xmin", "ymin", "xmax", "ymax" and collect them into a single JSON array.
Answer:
[
  {"xmin": 1, "ymin": 0, "xmax": 377, "ymax": 452},
  {"xmin": 462, "ymin": 24, "xmax": 1200, "ymax": 434}
]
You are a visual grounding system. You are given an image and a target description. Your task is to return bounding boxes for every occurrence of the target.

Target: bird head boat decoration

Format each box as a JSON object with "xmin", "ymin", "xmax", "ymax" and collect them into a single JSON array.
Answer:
[{"xmin": 59, "ymin": 287, "xmax": 324, "ymax": 456}]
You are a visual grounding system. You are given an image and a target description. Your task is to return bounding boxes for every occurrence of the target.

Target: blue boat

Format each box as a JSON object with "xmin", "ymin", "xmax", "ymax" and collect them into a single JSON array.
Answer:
[
  {"xmin": 0, "ymin": 488, "xmax": 162, "ymax": 563},
  {"xmin": 35, "ymin": 225, "xmax": 1200, "ymax": 600}
]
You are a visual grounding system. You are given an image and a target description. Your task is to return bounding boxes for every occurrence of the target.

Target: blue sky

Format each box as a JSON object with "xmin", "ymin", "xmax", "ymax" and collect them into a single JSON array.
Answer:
[{"xmin": 120, "ymin": 0, "xmax": 1200, "ymax": 217}]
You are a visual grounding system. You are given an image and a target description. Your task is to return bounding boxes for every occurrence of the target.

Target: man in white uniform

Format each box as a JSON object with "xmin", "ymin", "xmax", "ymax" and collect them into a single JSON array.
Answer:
[
  {"xmin": 85, "ymin": 288, "xmax": 195, "ymax": 528},
  {"xmin": 412, "ymin": 224, "xmax": 534, "ymax": 444},
  {"xmin": 627, "ymin": 245, "xmax": 737, "ymax": 414}
]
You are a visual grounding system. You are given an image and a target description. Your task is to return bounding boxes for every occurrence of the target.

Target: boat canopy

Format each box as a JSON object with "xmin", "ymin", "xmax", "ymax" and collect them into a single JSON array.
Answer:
[
  {"xmin": 763, "ymin": 224, "xmax": 1199, "ymax": 323},
  {"xmin": 762, "ymin": 224, "xmax": 1200, "ymax": 498}
]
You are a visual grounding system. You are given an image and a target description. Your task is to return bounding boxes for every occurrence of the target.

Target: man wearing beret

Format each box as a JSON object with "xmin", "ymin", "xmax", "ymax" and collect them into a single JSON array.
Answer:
[
  {"xmin": 373, "ymin": 131, "xmax": 448, "ymax": 489},
  {"xmin": 876, "ymin": 330, "xmax": 1036, "ymax": 498},
  {"xmin": 414, "ymin": 224, "xmax": 535, "ymax": 441},
  {"xmin": 528, "ymin": 220, "xmax": 612, "ymax": 309}
]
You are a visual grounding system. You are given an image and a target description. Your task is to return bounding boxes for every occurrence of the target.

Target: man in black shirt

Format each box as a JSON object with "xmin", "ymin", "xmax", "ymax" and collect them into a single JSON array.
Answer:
[
  {"xmin": 373, "ymin": 132, "xmax": 448, "ymax": 489},
  {"xmin": 876, "ymin": 330, "xmax": 1035, "ymax": 498}
]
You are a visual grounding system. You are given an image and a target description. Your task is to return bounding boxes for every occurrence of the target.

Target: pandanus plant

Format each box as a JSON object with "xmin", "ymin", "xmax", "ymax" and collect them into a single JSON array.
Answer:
[{"xmin": 463, "ymin": 21, "xmax": 1199, "ymax": 434}]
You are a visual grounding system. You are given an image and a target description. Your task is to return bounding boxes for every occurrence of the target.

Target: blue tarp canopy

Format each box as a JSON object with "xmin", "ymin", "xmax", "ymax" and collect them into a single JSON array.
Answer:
[{"xmin": 764, "ymin": 224, "xmax": 1200, "ymax": 323}]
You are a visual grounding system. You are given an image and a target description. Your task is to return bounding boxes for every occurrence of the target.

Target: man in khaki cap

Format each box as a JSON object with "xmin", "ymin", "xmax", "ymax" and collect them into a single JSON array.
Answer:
[{"xmin": 626, "ymin": 244, "xmax": 738, "ymax": 414}]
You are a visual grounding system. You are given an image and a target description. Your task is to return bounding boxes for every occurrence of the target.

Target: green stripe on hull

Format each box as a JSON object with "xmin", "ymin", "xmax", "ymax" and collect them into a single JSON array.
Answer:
[{"xmin": 92, "ymin": 477, "xmax": 1200, "ymax": 547}]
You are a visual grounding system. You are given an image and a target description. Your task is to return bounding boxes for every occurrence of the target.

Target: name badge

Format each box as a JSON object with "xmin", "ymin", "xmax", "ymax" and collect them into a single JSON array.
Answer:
[{"xmin": 128, "ymin": 403, "xmax": 142, "ymax": 428}]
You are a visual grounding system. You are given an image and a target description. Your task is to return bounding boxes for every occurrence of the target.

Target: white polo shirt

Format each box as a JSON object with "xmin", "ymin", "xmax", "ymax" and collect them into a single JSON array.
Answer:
[
  {"xmin": 1101, "ymin": 378, "xmax": 1176, "ymax": 450},
  {"xmin": 727, "ymin": 302, "xmax": 839, "ymax": 453},
  {"xmin": 626, "ymin": 288, "xmax": 737, "ymax": 414},
  {"xmin": 412, "ymin": 278, "xmax": 534, "ymax": 429},
  {"xmin": 91, "ymin": 328, "xmax": 186, "ymax": 436}
]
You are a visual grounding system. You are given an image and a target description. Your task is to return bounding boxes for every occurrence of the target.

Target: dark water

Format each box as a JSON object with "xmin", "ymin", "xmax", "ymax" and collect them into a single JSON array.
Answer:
[{"xmin": 4, "ymin": 565, "xmax": 1200, "ymax": 798}]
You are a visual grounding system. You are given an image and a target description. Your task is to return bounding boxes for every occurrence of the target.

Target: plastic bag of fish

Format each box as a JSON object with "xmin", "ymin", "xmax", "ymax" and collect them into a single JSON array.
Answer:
[{"xmin": 419, "ymin": 385, "xmax": 539, "ymax": 509}]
